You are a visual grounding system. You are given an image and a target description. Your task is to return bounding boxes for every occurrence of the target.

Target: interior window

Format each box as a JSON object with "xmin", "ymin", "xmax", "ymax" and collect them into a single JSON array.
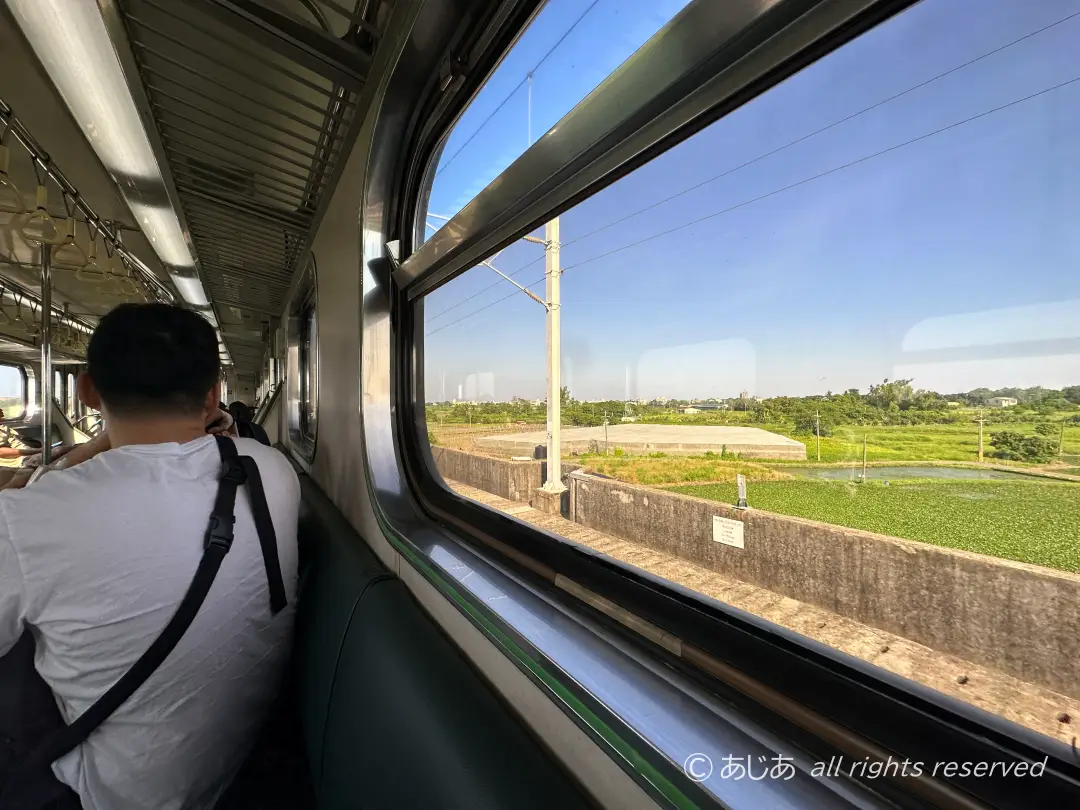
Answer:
[
  {"xmin": 420, "ymin": 0, "xmax": 1080, "ymax": 749},
  {"xmin": 0, "ymin": 364, "xmax": 25, "ymax": 420}
]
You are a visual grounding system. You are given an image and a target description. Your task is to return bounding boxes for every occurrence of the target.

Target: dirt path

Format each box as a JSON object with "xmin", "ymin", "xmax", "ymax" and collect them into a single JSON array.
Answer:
[{"xmin": 446, "ymin": 479, "xmax": 1078, "ymax": 745}]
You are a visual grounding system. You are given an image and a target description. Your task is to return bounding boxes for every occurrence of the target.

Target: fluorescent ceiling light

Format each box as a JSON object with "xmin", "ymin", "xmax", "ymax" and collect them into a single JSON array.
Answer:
[
  {"xmin": 129, "ymin": 201, "xmax": 195, "ymax": 268},
  {"xmin": 170, "ymin": 273, "xmax": 209, "ymax": 307},
  {"xmin": 5, "ymin": 0, "xmax": 160, "ymax": 181},
  {"xmin": 202, "ymin": 311, "xmax": 219, "ymax": 328},
  {"xmin": 7, "ymin": 0, "xmax": 197, "ymax": 269}
]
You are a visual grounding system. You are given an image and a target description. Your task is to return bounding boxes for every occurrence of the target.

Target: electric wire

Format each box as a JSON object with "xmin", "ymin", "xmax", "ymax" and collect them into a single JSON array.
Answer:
[
  {"xmin": 434, "ymin": 0, "xmax": 602, "ymax": 178},
  {"xmin": 429, "ymin": 72, "xmax": 1080, "ymax": 335},
  {"xmin": 426, "ymin": 11, "xmax": 1080, "ymax": 324}
]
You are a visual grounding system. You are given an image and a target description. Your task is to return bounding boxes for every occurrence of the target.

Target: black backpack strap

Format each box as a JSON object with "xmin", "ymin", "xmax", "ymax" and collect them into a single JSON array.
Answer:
[
  {"xmin": 5, "ymin": 436, "xmax": 286, "ymax": 791},
  {"xmin": 214, "ymin": 438, "xmax": 287, "ymax": 614},
  {"xmin": 236, "ymin": 454, "xmax": 287, "ymax": 614}
]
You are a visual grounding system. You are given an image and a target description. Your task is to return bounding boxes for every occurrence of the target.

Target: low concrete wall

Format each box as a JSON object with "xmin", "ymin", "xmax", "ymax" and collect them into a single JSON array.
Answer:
[
  {"xmin": 431, "ymin": 446, "xmax": 542, "ymax": 502},
  {"xmin": 568, "ymin": 471, "xmax": 1080, "ymax": 698}
]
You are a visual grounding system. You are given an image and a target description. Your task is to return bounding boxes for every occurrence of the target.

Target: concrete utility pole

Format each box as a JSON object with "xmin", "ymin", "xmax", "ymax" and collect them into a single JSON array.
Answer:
[
  {"xmin": 541, "ymin": 216, "xmax": 565, "ymax": 492},
  {"xmin": 427, "ymin": 213, "xmax": 563, "ymax": 490},
  {"xmin": 862, "ymin": 433, "xmax": 868, "ymax": 481},
  {"xmin": 815, "ymin": 409, "xmax": 821, "ymax": 462},
  {"xmin": 976, "ymin": 410, "xmax": 985, "ymax": 462}
]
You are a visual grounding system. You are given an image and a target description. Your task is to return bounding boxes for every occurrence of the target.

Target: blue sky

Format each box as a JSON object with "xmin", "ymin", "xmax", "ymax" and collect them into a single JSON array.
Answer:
[{"xmin": 424, "ymin": 0, "xmax": 1080, "ymax": 402}]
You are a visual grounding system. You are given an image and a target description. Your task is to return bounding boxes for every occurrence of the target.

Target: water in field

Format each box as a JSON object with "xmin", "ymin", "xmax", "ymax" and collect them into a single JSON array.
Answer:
[{"xmin": 783, "ymin": 465, "xmax": 1033, "ymax": 481}]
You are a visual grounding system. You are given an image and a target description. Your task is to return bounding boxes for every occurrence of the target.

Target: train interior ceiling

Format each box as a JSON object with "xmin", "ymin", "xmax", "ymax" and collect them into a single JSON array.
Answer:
[{"xmin": 3, "ymin": 0, "xmax": 1080, "ymax": 808}]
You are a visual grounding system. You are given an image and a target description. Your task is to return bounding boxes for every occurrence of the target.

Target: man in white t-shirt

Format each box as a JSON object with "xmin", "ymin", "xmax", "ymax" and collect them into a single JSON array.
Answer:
[{"xmin": 0, "ymin": 303, "xmax": 300, "ymax": 809}]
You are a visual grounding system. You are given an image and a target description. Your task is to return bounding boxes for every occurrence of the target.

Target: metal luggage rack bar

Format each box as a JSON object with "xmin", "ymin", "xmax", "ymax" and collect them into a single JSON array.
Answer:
[
  {"xmin": 0, "ymin": 269, "xmax": 96, "ymax": 337},
  {"xmin": 0, "ymin": 99, "xmax": 174, "ymax": 305}
]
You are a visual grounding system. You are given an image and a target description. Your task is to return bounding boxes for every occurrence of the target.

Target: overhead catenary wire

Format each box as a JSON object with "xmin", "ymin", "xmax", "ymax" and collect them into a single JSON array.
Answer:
[
  {"xmin": 428, "ymin": 72, "xmax": 1080, "ymax": 336},
  {"xmin": 426, "ymin": 10, "xmax": 1080, "ymax": 323},
  {"xmin": 434, "ymin": 0, "xmax": 602, "ymax": 178}
]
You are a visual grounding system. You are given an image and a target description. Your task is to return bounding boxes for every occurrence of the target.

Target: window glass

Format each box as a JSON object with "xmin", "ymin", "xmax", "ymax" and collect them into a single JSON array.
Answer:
[
  {"xmin": 0, "ymin": 365, "xmax": 24, "ymax": 420},
  {"xmin": 423, "ymin": 0, "xmax": 690, "ymax": 232},
  {"xmin": 66, "ymin": 372, "xmax": 75, "ymax": 417},
  {"xmin": 54, "ymin": 370, "xmax": 62, "ymax": 408},
  {"xmin": 421, "ymin": 0, "xmax": 1080, "ymax": 751}
]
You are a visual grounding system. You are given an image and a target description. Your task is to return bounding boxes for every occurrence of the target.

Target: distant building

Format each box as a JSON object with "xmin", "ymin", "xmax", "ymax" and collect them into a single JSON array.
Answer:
[
  {"xmin": 682, "ymin": 407, "xmax": 701, "ymax": 414},
  {"xmin": 988, "ymin": 396, "xmax": 1018, "ymax": 408},
  {"xmin": 946, "ymin": 401, "xmax": 961, "ymax": 408}
]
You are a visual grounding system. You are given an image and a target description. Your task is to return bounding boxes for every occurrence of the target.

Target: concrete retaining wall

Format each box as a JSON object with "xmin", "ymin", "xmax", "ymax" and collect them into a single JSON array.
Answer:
[
  {"xmin": 568, "ymin": 471, "xmax": 1080, "ymax": 698},
  {"xmin": 431, "ymin": 446, "xmax": 543, "ymax": 502}
]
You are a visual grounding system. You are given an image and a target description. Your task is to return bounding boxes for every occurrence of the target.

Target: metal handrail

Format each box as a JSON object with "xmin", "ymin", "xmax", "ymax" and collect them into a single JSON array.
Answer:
[
  {"xmin": 71, "ymin": 411, "xmax": 104, "ymax": 437},
  {"xmin": 254, "ymin": 381, "xmax": 282, "ymax": 424},
  {"xmin": 0, "ymin": 98, "xmax": 173, "ymax": 304}
]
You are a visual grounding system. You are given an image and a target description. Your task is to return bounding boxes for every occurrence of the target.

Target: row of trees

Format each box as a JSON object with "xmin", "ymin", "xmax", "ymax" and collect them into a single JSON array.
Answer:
[
  {"xmin": 724, "ymin": 381, "xmax": 1080, "ymax": 433},
  {"xmin": 426, "ymin": 381, "xmax": 1080, "ymax": 431}
]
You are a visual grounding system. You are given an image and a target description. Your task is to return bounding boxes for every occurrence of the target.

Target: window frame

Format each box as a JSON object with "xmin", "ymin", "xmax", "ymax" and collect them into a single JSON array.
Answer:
[
  {"xmin": 0, "ymin": 362, "xmax": 28, "ymax": 421},
  {"xmin": 383, "ymin": 0, "xmax": 1080, "ymax": 807},
  {"xmin": 287, "ymin": 254, "xmax": 318, "ymax": 462}
]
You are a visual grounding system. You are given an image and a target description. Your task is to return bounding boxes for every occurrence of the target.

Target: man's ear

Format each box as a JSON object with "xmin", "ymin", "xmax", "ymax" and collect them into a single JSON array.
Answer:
[
  {"xmin": 76, "ymin": 372, "xmax": 101, "ymax": 411},
  {"xmin": 204, "ymin": 381, "xmax": 222, "ymax": 417}
]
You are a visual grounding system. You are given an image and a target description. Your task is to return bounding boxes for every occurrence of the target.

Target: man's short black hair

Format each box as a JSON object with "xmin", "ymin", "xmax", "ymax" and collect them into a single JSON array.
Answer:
[
  {"xmin": 87, "ymin": 303, "xmax": 220, "ymax": 417},
  {"xmin": 228, "ymin": 401, "xmax": 253, "ymax": 423}
]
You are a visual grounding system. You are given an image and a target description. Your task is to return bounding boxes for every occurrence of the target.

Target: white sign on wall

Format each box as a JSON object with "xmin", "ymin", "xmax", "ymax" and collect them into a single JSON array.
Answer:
[{"xmin": 712, "ymin": 516, "xmax": 745, "ymax": 549}]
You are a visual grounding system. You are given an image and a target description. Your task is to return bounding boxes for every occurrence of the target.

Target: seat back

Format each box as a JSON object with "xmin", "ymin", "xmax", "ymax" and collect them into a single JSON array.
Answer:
[{"xmin": 295, "ymin": 478, "xmax": 591, "ymax": 810}]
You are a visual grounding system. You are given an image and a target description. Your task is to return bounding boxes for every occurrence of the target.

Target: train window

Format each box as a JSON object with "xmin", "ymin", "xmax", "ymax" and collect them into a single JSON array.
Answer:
[
  {"xmin": 300, "ymin": 298, "xmax": 319, "ymax": 442},
  {"xmin": 422, "ymin": 0, "xmax": 690, "ymax": 232},
  {"xmin": 67, "ymin": 372, "xmax": 76, "ymax": 418},
  {"xmin": 54, "ymin": 370, "xmax": 63, "ymax": 410},
  {"xmin": 421, "ymin": 0, "xmax": 1080, "ymax": 745},
  {"xmin": 0, "ymin": 364, "xmax": 25, "ymax": 419},
  {"xmin": 286, "ymin": 253, "xmax": 318, "ymax": 460}
]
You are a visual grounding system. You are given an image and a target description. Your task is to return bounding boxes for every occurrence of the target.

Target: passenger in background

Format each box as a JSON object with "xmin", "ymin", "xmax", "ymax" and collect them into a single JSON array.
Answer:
[
  {"xmin": 0, "ymin": 303, "xmax": 300, "ymax": 810},
  {"xmin": 0, "ymin": 407, "xmax": 38, "ymax": 466},
  {"xmin": 229, "ymin": 400, "xmax": 271, "ymax": 446}
]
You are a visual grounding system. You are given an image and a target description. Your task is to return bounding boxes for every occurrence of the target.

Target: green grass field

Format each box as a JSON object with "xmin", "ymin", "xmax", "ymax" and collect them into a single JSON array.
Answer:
[
  {"xmin": 580, "ymin": 454, "xmax": 787, "ymax": 485},
  {"xmin": 759, "ymin": 422, "xmax": 1080, "ymax": 465},
  {"xmin": 670, "ymin": 479, "xmax": 1080, "ymax": 573}
]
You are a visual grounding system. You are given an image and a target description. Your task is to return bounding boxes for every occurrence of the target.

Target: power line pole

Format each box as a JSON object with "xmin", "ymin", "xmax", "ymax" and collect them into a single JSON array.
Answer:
[
  {"xmin": 1059, "ymin": 417, "xmax": 1066, "ymax": 456},
  {"xmin": 815, "ymin": 409, "xmax": 821, "ymax": 462},
  {"xmin": 542, "ymin": 216, "xmax": 565, "ymax": 493},
  {"xmin": 976, "ymin": 410, "xmax": 985, "ymax": 462}
]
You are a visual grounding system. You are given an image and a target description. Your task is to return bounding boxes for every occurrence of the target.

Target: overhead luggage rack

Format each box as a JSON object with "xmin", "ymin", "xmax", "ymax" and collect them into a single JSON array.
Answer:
[{"xmin": 104, "ymin": 0, "xmax": 389, "ymax": 374}]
